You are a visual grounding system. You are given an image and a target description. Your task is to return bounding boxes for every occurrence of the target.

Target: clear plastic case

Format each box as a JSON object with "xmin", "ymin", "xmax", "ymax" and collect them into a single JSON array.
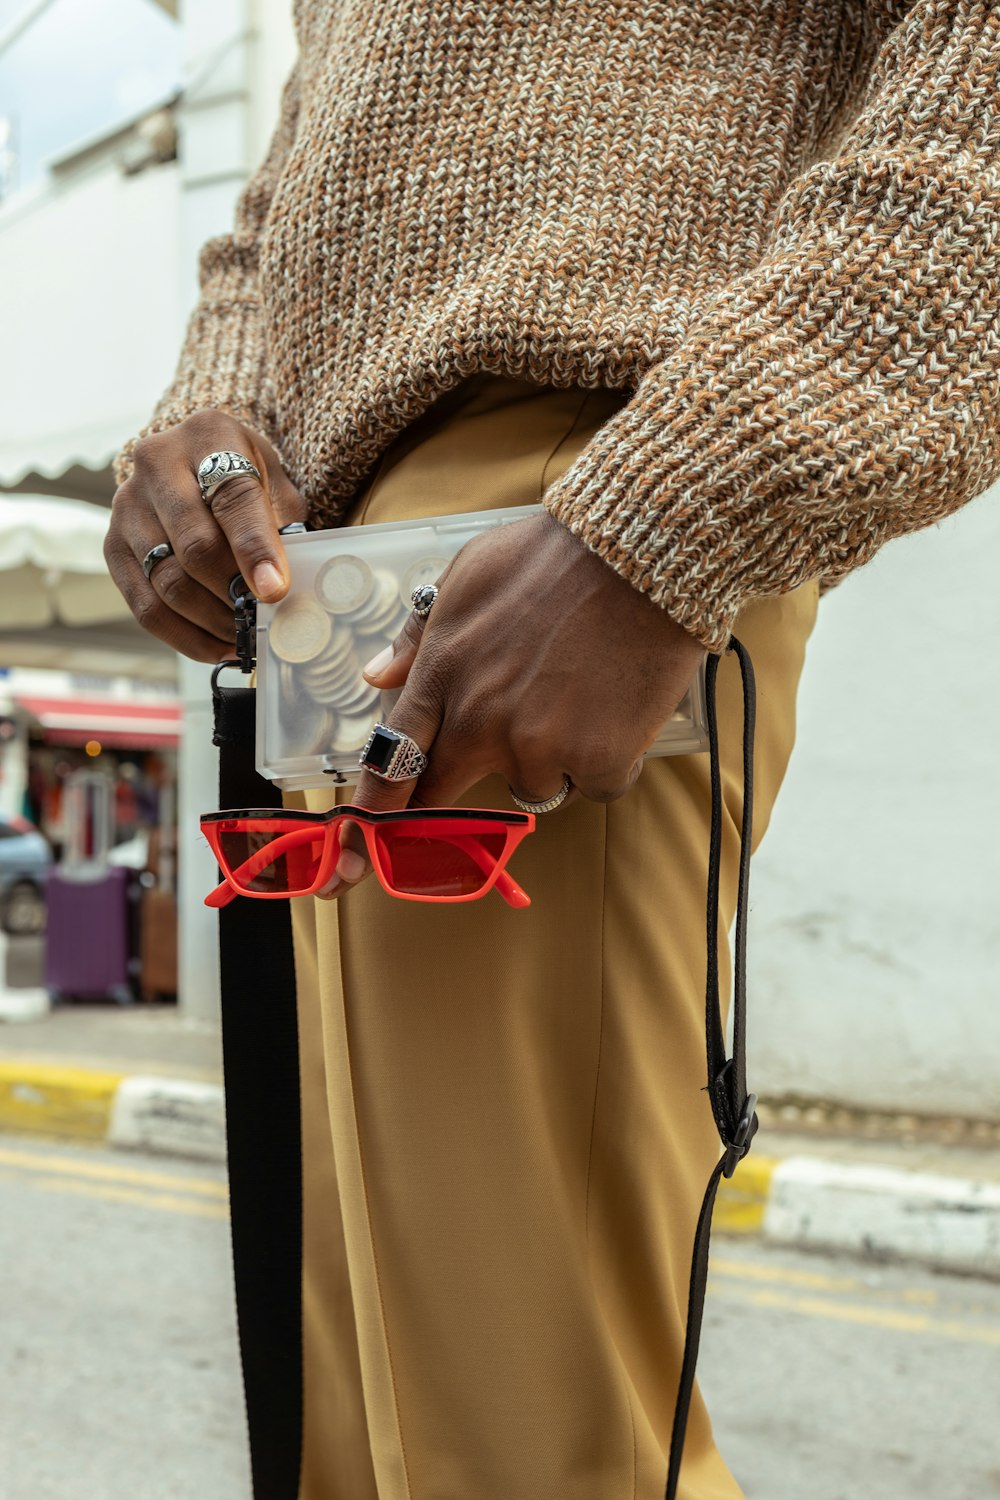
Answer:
[{"xmin": 256, "ymin": 504, "xmax": 708, "ymax": 790}]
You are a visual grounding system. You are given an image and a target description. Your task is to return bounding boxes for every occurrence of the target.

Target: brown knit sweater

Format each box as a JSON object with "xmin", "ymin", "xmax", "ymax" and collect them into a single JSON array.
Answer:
[{"xmin": 114, "ymin": 0, "xmax": 1000, "ymax": 651}]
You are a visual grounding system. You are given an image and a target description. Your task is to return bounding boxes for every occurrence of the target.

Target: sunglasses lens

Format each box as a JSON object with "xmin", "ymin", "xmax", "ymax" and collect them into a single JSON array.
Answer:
[
  {"xmin": 375, "ymin": 818, "xmax": 508, "ymax": 897},
  {"xmin": 218, "ymin": 825, "xmax": 325, "ymax": 895}
]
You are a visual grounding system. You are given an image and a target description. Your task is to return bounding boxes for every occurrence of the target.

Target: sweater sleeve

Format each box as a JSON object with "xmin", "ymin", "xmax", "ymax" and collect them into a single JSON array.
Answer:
[
  {"xmin": 542, "ymin": 1, "xmax": 1000, "ymax": 650},
  {"xmin": 112, "ymin": 61, "xmax": 302, "ymax": 489}
]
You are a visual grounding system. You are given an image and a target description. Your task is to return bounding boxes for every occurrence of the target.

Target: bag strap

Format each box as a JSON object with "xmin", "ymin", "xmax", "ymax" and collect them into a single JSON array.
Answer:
[
  {"xmin": 213, "ymin": 673, "xmax": 304, "ymax": 1500},
  {"xmin": 665, "ymin": 636, "xmax": 758, "ymax": 1499}
]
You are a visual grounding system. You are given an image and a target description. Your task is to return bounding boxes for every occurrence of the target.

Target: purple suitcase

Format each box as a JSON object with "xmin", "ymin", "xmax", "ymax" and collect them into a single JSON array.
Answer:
[
  {"xmin": 44, "ymin": 770, "xmax": 136, "ymax": 1004},
  {"xmin": 44, "ymin": 865, "xmax": 133, "ymax": 1003}
]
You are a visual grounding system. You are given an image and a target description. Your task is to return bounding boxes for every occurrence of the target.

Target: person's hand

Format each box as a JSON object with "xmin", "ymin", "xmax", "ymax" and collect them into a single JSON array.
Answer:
[
  {"xmin": 105, "ymin": 409, "xmax": 307, "ymax": 661},
  {"xmin": 325, "ymin": 510, "xmax": 706, "ymax": 896}
]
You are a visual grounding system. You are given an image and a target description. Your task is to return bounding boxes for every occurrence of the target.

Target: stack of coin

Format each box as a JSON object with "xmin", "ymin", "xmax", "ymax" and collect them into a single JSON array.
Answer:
[{"xmin": 269, "ymin": 551, "xmax": 448, "ymax": 761}]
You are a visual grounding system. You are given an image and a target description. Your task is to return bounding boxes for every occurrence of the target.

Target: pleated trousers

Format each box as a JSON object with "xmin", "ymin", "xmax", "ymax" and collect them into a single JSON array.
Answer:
[{"xmin": 287, "ymin": 375, "xmax": 820, "ymax": 1500}]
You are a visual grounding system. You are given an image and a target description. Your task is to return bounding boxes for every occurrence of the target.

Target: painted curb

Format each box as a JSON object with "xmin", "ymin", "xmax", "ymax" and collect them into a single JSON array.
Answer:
[
  {"xmin": 0, "ymin": 1060, "xmax": 226, "ymax": 1161},
  {"xmin": 0, "ymin": 1059, "xmax": 125, "ymax": 1141},
  {"xmin": 2, "ymin": 1059, "xmax": 999, "ymax": 1278},
  {"xmin": 762, "ymin": 1155, "xmax": 1000, "ymax": 1278},
  {"xmin": 109, "ymin": 1076, "xmax": 227, "ymax": 1162}
]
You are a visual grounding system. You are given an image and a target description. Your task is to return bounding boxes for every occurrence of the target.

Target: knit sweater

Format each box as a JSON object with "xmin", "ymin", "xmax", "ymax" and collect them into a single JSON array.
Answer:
[{"xmin": 114, "ymin": 0, "xmax": 1000, "ymax": 651}]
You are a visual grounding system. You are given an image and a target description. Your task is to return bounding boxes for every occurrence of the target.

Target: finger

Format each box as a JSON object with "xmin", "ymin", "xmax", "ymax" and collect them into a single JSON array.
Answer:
[
  {"xmin": 360, "ymin": 608, "xmax": 426, "ymax": 689},
  {"xmin": 360, "ymin": 556, "xmax": 457, "ymax": 689},
  {"xmin": 128, "ymin": 434, "xmax": 241, "ymax": 604},
  {"xmin": 569, "ymin": 756, "xmax": 644, "ymax": 805},
  {"xmin": 199, "ymin": 433, "xmax": 307, "ymax": 604},
  {"xmin": 408, "ymin": 744, "xmax": 493, "ymax": 810},
  {"xmin": 332, "ymin": 687, "xmax": 444, "ymax": 890},
  {"xmin": 115, "ymin": 517, "xmax": 237, "ymax": 642},
  {"xmin": 102, "ymin": 541, "xmax": 236, "ymax": 663},
  {"xmin": 133, "ymin": 419, "xmax": 305, "ymax": 605}
]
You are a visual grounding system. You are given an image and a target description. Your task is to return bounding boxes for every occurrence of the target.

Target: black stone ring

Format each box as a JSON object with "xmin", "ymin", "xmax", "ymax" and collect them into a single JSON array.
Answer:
[
  {"xmin": 411, "ymin": 584, "xmax": 438, "ymax": 619},
  {"xmin": 359, "ymin": 722, "xmax": 429, "ymax": 782}
]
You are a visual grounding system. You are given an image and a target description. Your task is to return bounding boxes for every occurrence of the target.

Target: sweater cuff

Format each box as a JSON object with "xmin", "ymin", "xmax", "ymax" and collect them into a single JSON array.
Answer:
[{"xmin": 542, "ymin": 374, "xmax": 755, "ymax": 653}]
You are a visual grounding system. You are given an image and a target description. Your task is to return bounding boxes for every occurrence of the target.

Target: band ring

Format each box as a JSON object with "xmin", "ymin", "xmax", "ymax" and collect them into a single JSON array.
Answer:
[
  {"xmin": 142, "ymin": 542, "xmax": 174, "ymax": 581},
  {"xmin": 411, "ymin": 583, "xmax": 438, "ymax": 618},
  {"xmin": 359, "ymin": 722, "xmax": 429, "ymax": 783},
  {"xmin": 508, "ymin": 776, "xmax": 572, "ymax": 815},
  {"xmin": 197, "ymin": 450, "xmax": 261, "ymax": 504}
]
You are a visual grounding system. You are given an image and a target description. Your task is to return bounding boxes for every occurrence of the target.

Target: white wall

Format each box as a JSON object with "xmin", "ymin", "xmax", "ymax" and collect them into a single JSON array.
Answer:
[
  {"xmin": 0, "ymin": 158, "xmax": 181, "ymax": 483},
  {"xmin": 748, "ymin": 484, "xmax": 1000, "ymax": 1119}
]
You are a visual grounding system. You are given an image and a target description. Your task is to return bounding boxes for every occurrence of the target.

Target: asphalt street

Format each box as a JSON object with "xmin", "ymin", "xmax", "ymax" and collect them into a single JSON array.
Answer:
[{"xmin": 1, "ymin": 1136, "xmax": 998, "ymax": 1500}]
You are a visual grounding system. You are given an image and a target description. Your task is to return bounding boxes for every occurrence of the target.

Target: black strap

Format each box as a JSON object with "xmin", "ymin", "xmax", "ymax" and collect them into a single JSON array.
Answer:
[
  {"xmin": 665, "ymin": 636, "xmax": 758, "ymax": 1498},
  {"xmin": 213, "ymin": 673, "xmax": 303, "ymax": 1500}
]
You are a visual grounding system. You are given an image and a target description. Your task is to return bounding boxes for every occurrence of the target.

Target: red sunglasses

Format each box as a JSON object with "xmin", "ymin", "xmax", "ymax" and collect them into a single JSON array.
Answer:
[{"xmin": 200, "ymin": 806, "xmax": 535, "ymax": 908}]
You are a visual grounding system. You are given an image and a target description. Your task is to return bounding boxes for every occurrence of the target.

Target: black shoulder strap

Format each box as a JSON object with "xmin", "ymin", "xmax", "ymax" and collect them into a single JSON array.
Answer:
[
  {"xmin": 213, "ymin": 674, "xmax": 303, "ymax": 1500},
  {"xmin": 665, "ymin": 636, "xmax": 758, "ymax": 1498}
]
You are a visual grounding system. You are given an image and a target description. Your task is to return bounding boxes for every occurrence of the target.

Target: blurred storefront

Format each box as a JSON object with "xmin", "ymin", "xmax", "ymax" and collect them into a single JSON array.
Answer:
[{"xmin": 3, "ymin": 665, "xmax": 179, "ymax": 856}]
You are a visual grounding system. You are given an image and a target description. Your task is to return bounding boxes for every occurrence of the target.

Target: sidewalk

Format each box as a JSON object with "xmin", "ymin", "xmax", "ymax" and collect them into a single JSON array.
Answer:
[{"xmin": 2, "ymin": 1004, "xmax": 999, "ymax": 1280}]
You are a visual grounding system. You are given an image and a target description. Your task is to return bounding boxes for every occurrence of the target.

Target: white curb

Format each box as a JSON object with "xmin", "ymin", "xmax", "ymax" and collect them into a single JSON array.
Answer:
[
  {"xmin": 763, "ymin": 1155, "xmax": 1000, "ymax": 1278},
  {"xmin": 0, "ymin": 931, "xmax": 50, "ymax": 1023},
  {"xmin": 108, "ymin": 1075, "xmax": 227, "ymax": 1162}
]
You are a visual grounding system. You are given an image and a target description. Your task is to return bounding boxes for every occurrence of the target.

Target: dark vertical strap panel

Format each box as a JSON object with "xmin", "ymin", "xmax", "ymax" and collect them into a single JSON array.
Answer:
[{"xmin": 214, "ymin": 682, "xmax": 303, "ymax": 1500}]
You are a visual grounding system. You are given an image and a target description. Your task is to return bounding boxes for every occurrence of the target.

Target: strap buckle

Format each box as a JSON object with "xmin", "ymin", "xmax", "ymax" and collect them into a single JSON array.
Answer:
[{"xmin": 721, "ymin": 1092, "xmax": 758, "ymax": 1179}]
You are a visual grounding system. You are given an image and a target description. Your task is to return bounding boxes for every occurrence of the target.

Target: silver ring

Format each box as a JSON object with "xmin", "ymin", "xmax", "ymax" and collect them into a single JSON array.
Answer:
[
  {"xmin": 508, "ymin": 777, "xmax": 572, "ymax": 815},
  {"xmin": 411, "ymin": 583, "xmax": 438, "ymax": 619},
  {"xmin": 359, "ymin": 722, "xmax": 429, "ymax": 782},
  {"xmin": 197, "ymin": 450, "xmax": 261, "ymax": 504},
  {"xmin": 142, "ymin": 542, "xmax": 174, "ymax": 581}
]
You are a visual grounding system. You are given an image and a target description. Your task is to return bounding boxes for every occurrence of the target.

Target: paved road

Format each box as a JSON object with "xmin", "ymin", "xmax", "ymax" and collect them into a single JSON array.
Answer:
[{"xmin": 1, "ymin": 1136, "xmax": 998, "ymax": 1499}]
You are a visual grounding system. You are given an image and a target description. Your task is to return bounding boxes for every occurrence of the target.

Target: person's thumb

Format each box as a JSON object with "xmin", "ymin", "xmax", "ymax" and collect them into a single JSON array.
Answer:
[{"xmin": 361, "ymin": 609, "xmax": 426, "ymax": 689}]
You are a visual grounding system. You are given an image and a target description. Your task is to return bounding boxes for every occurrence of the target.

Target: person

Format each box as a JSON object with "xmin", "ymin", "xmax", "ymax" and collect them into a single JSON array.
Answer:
[{"xmin": 106, "ymin": 3, "xmax": 1000, "ymax": 1495}]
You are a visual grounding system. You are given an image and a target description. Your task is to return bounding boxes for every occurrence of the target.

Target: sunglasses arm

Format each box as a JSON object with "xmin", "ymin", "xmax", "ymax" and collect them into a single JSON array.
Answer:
[{"xmin": 446, "ymin": 834, "xmax": 530, "ymax": 908}]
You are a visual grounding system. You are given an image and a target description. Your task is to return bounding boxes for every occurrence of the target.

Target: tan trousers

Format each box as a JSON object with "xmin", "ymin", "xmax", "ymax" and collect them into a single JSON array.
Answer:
[{"xmin": 288, "ymin": 376, "xmax": 820, "ymax": 1500}]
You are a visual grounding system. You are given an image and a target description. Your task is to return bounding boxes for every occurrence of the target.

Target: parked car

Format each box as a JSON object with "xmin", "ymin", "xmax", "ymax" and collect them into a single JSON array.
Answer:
[{"xmin": 0, "ymin": 814, "xmax": 52, "ymax": 935}]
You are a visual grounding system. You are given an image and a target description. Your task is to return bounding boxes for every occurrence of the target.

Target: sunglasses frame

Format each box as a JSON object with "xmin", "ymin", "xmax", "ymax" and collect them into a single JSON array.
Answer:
[{"xmin": 200, "ymin": 804, "xmax": 536, "ymax": 907}]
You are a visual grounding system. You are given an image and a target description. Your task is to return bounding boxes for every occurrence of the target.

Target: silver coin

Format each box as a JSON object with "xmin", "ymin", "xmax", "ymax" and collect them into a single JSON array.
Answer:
[
  {"xmin": 351, "ymin": 568, "xmax": 402, "ymax": 634},
  {"xmin": 330, "ymin": 707, "xmax": 380, "ymax": 753},
  {"xmin": 283, "ymin": 701, "xmax": 336, "ymax": 757},
  {"xmin": 314, "ymin": 554, "xmax": 376, "ymax": 615},
  {"xmin": 307, "ymin": 671, "xmax": 369, "ymax": 707},
  {"xmin": 300, "ymin": 651, "xmax": 362, "ymax": 695},
  {"xmin": 269, "ymin": 596, "xmax": 332, "ymax": 664},
  {"xmin": 399, "ymin": 556, "xmax": 448, "ymax": 612},
  {"xmin": 300, "ymin": 637, "xmax": 358, "ymax": 677},
  {"xmin": 331, "ymin": 678, "xmax": 381, "ymax": 713}
]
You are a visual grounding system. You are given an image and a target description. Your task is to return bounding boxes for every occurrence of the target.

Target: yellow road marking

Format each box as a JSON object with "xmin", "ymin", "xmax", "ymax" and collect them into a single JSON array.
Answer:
[
  {"xmin": 710, "ymin": 1253, "xmax": 946, "ymax": 1304},
  {"xmin": 0, "ymin": 1142, "xmax": 227, "ymax": 1199},
  {"xmin": 708, "ymin": 1281, "xmax": 1000, "ymax": 1347},
  {"xmin": 30, "ymin": 1175, "xmax": 229, "ymax": 1220}
]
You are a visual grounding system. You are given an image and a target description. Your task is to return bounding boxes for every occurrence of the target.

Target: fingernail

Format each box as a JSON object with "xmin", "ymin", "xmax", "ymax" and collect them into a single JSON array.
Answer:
[
  {"xmin": 362, "ymin": 644, "xmax": 394, "ymax": 680},
  {"xmin": 336, "ymin": 848, "xmax": 367, "ymax": 882},
  {"xmin": 251, "ymin": 561, "xmax": 284, "ymax": 598},
  {"xmin": 317, "ymin": 878, "xmax": 343, "ymax": 901}
]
